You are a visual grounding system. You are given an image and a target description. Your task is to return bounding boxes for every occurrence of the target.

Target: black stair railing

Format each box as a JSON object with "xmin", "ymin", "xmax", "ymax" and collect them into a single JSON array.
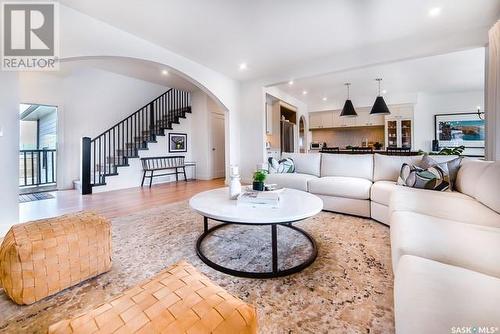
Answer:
[
  {"xmin": 81, "ymin": 88, "xmax": 191, "ymax": 194},
  {"xmin": 19, "ymin": 149, "xmax": 57, "ymax": 187}
]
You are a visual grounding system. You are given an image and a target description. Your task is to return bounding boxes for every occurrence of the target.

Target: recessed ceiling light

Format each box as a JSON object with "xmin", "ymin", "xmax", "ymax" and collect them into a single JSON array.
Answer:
[
  {"xmin": 382, "ymin": 89, "xmax": 387, "ymax": 94},
  {"xmin": 161, "ymin": 70, "xmax": 168, "ymax": 75},
  {"xmin": 322, "ymin": 97, "xmax": 327, "ymax": 101},
  {"xmin": 288, "ymin": 80, "xmax": 294, "ymax": 85},
  {"xmin": 239, "ymin": 63, "xmax": 247, "ymax": 70},
  {"xmin": 429, "ymin": 7, "xmax": 441, "ymax": 17},
  {"xmin": 302, "ymin": 90, "xmax": 308, "ymax": 95}
]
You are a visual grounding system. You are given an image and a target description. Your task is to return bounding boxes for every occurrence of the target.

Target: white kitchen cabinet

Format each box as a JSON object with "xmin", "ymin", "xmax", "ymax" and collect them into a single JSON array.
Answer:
[
  {"xmin": 309, "ymin": 112, "xmax": 323, "ymax": 129},
  {"xmin": 385, "ymin": 118, "xmax": 413, "ymax": 148},
  {"xmin": 310, "ymin": 111, "xmax": 333, "ymax": 129},
  {"xmin": 321, "ymin": 111, "xmax": 334, "ymax": 128}
]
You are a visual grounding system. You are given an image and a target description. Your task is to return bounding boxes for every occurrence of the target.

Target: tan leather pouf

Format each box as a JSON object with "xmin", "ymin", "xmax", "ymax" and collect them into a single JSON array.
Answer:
[
  {"xmin": 0, "ymin": 212, "xmax": 112, "ymax": 305},
  {"xmin": 49, "ymin": 261, "xmax": 258, "ymax": 334}
]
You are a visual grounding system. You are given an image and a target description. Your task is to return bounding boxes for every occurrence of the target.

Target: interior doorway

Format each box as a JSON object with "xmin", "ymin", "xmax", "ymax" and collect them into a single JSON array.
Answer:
[
  {"xmin": 19, "ymin": 103, "xmax": 58, "ymax": 197},
  {"xmin": 210, "ymin": 112, "xmax": 226, "ymax": 179}
]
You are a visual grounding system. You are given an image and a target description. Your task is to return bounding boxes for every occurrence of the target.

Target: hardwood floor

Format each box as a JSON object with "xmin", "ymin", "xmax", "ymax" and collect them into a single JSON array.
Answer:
[{"xmin": 19, "ymin": 179, "xmax": 225, "ymax": 223}]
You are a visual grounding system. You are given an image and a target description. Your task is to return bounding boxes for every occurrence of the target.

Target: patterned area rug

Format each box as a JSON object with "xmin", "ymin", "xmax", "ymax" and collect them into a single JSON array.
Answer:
[
  {"xmin": 0, "ymin": 201, "xmax": 394, "ymax": 333},
  {"xmin": 18, "ymin": 192, "xmax": 55, "ymax": 203}
]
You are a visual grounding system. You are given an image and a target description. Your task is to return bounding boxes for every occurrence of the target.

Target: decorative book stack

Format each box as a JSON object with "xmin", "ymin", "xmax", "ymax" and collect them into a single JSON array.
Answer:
[{"xmin": 237, "ymin": 190, "xmax": 280, "ymax": 208}]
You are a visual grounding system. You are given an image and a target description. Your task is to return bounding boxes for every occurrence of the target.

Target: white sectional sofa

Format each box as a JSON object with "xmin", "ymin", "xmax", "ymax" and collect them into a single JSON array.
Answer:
[
  {"xmin": 267, "ymin": 152, "xmax": 460, "ymax": 225},
  {"xmin": 390, "ymin": 159, "xmax": 500, "ymax": 333},
  {"xmin": 266, "ymin": 153, "xmax": 500, "ymax": 333}
]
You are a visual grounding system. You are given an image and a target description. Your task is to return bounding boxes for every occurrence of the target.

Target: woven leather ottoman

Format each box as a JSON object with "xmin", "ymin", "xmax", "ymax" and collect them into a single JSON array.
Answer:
[
  {"xmin": 48, "ymin": 261, "xmax": 258, "ymax": 334},
  {"xmin": 0, "ymin": 212, "xmax": 112, "ymax": 305}
]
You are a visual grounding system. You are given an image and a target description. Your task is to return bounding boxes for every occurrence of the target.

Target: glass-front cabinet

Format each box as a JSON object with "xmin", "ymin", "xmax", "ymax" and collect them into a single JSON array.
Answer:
[
  {"xmin": 387, "ymin": 120, "xmax": 398, "ymax": 147},
  {"xmin": 384, "ymin": 104, "xmax": 414, "ymax": 149}
]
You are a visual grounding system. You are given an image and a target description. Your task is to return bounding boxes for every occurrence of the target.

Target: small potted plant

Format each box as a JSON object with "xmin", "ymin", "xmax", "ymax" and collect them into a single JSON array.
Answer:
[{"xmin": 252, "ymin": 170, "xmax": 267, "ymax": 191}]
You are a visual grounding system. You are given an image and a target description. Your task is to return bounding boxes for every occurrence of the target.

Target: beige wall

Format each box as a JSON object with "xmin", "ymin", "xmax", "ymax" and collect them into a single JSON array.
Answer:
[{"xmin": 312, "ymin": 127, "xmax": 385, "ymax": 148}]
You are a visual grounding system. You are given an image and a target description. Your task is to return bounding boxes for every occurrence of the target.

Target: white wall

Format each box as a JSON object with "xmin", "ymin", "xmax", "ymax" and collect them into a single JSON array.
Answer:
[
  {"xmin": 20, "ymin": 69, "xmax": 167, "ymax": 190},
  {"xmin": 59, "ymin": 5, "xmax": 240, "ymax": 174},
  {"xmin": 414, "ymin": 91, "xmax": 484, "ymax": 153},
  {"xmin": 0, "ymin": 72, "xmax": 20, "ymax": 237}
]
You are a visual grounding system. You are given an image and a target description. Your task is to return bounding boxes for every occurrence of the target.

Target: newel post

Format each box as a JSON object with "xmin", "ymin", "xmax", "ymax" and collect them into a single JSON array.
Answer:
[{"xmin": 81, "ymin": 137, "xmax": 92, "ymax": 195}]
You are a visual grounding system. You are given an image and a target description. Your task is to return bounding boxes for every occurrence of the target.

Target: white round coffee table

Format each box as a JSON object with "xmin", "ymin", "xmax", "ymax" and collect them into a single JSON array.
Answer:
[{"xmin": 189, "ymin": 187, "xmax": 323, "ymax": 278}]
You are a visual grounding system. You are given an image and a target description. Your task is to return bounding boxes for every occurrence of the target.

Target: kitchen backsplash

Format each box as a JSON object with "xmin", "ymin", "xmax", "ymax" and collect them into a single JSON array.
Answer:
[{"xmin": 312, "ymin": 127, "xmax": 384, "ymax": 148}]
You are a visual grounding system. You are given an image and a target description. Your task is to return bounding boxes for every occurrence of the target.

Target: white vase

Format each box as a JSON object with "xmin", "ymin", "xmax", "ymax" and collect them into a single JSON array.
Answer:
[{"xmin": 229, "ymin": 175, "xmax": 242, "ymax": 200}]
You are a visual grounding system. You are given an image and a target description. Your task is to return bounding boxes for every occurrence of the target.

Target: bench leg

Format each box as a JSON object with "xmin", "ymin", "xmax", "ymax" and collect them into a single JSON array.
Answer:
[
  {"xmin": 175, "ymin": 168, "xmax": 179, "ymax": 182},
  {"xmin": 141, "ymin": 170, "xmax": 146, "ymax": 187},
  {"xmin": 183, "ymin": 167, "xmax": 187, "ymax": 182},
  {"xmin": 149, "ymin": 170, "xmax": 154, "ymax": 188}
]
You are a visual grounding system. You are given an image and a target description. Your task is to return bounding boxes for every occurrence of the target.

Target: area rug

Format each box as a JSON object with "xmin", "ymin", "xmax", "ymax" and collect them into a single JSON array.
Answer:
[
  {"xmin": 18, "ymin": 192, "xmax": 55, "ymax": 203},
  {"xmin": 0, "ymin": 201, "xmax": 394, "ymax": 333}
]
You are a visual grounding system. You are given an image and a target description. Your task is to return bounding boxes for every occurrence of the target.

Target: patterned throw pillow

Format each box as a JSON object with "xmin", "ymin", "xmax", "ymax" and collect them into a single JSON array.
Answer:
[
  {"xmin": 397, "ymin": 163, "xmax": 450, "ymax": 191},
  {"xmin": 268, "ymin": 157, "xmax": 295, "ymax": 174},
  {"xmin": 419, "ymin": 154, "xmax": 463, "ymax": 189}
]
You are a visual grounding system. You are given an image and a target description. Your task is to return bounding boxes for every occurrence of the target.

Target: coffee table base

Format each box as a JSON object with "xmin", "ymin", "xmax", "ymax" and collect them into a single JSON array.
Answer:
[{"xmin": 196, "ymin": 217, "xmax": 318, "ymax": 279}]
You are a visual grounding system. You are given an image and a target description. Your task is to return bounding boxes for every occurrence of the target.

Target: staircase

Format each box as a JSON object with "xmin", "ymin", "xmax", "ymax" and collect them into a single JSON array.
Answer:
[{"xmin": 81, "ymin": 88, "xmax": 191, "ymax": 194}]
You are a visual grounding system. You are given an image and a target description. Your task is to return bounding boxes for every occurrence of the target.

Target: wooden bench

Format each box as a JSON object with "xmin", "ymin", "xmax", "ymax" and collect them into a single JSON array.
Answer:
[{"xmin": 140, "ymin": 156, "xmax": 187, "ymax": 188}]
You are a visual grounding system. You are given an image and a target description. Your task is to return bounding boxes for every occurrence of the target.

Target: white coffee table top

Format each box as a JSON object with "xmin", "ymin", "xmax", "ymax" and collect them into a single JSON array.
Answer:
[{"xmin": 189, "ymin": 187, "xmax": 323, "ymax": 224}]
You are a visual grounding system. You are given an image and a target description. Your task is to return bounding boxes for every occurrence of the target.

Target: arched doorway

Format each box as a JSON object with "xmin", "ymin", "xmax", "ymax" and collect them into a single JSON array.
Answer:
[
  {"xmin": 19, "ymin": 56, "xmax": 230, "ymax": 194},
  {"xmin": 299, "ymin": 115, "xmax": 307, "ymax": 153}
]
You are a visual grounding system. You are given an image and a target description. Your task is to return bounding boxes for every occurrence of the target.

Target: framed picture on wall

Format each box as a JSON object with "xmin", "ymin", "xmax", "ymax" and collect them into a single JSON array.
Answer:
[
  {"xmin": 434, "ymin": 113, "xmax": 485, "ymax": 149},
  {"xmin": 168, "ymin": 133, "xmax": 187, "ymax": 152}
]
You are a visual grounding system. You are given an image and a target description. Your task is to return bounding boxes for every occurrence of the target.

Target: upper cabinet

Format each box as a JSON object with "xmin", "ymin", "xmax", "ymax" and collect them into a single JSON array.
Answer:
[
  {"xmin": 310, "ymin": 107, "xmax": 385, "ymax": 129},
  {"xmin": 309, "ymin": 111, "xmax": 333, "ymax": 129}
]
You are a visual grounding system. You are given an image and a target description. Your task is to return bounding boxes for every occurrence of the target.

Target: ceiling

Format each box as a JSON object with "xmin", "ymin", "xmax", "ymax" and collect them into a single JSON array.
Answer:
[
  {"xmin": 56, "ymin": 57, "xmax": 200, "ymax": 91},
  {"xmin": 272, "ymin": 48, "xmax": 485, "ymax": 108},
  {"xmin": 58, "ymin": 0, "xmax": 499, "ymax": 80},
  {"xmin": 21, "ymin": 105, "xmax": 57, "ymax": 121}
]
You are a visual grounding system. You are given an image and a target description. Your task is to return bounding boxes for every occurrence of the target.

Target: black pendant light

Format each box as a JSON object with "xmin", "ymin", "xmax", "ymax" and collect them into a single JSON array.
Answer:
[
  {"xmin": 370, "ymin": 78, "xmax": 390, "ymax": 115},
  {"xmin": 340, "ymin": 83, "xmax": 357, "ymax": 117}
]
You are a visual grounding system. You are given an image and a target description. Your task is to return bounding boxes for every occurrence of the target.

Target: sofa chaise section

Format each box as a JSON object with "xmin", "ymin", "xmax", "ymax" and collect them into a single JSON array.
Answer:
[
  {"xmin": 390, "ymin": 211, "xmax": 500, "ymax": 279},
  {"xmin": 394, "ymin": 255, "xmax": 500, "ymax": 334}
]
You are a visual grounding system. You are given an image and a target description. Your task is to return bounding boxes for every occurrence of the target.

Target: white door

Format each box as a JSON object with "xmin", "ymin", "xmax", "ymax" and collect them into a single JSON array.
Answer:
[{"xmin": 211, "ymin": 113, "xmax": 226, "ymax": 178}]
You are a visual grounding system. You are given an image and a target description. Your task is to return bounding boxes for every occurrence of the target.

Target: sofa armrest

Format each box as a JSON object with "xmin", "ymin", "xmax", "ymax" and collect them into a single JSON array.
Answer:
[
  {"xmin": 388, "ymin": 186, "xmax": 500, "ymax": 228},
  {"xmin": 391, "ymin": 211, "xmax": 500, "ymax": 279}
]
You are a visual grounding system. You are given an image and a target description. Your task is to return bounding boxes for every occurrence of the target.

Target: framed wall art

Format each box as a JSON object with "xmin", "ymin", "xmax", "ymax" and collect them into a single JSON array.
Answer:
[{"xmin": 168, "ymin": 133, "xmax": 187, "ymax": 153}]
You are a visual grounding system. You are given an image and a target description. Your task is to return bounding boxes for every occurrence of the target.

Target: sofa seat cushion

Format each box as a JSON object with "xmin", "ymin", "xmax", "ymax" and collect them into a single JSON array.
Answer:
[
  {"xmin": 266, "ymin": 173, "xmax": 317, "ymax": 192},
  {"xmin": 394, "ymin": 255, "xmax": 500, "ymax": 334},
  {"xmin": 308, "ymin": 176, "xmax": 372, "ymax": 200},
  {"xmin": 389, "ymin": 186, "xmax": 500, "ymax": 228},
  {"xmin": 391, "ymin": 211, "xmax": 500, "ymax": 279},
  {"xmin": 371, "ymin": 181, "xmax": 399, "ymax": 206}
]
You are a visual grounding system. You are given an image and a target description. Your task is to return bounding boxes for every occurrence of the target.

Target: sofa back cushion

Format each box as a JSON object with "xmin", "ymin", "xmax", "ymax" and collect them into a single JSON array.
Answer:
[
  {"xmin": 455, "ymin": 159, "xmax": 492, "ymax": 198},
  {"xmin": 281, "ymin": 153, "xmax": 321, "ymax": 177},
  {"xmin": 475, "ymin": 162, "xmax": 500, "ymax": 214},
  {"xmin": 373, "ymin": 154, "xmax": 422, "ymax": 182},
  {"xmin": 321, "ymin": 153, "xmax": 373, "ymax": 180}
]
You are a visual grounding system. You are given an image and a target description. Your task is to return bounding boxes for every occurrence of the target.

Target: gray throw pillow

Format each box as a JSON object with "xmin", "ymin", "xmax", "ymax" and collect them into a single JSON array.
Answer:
[{"xmin": 419, "ymin": 154, "xmax": 462, "ymax": 189}]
